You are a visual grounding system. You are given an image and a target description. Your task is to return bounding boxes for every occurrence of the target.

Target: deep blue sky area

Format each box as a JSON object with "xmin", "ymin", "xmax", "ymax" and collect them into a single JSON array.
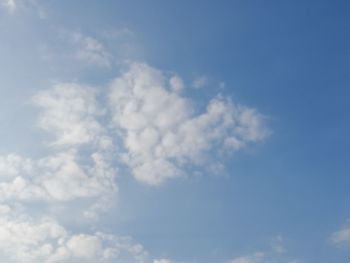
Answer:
[{"xmin": 0, "ymin": 1, "xmax": 350, "ymax": 263}]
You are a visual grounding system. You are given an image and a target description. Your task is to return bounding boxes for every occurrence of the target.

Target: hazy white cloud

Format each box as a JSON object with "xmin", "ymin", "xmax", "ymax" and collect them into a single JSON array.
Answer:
[
  {"xmin": 169, "ymin": 75, "xmax": 184, "ymax": 93},
  {"xmin": 1, "ymin": 0, "xmax": 16, "ymax": 12},
  {"xmin": 0, "ymin": 154, "xmax": 33, "ymax": 179},
  {"xmin": 228, "ymin": 251, "xmax": 301, "ymax": 263},
  {"xmin": 109, "ymin": 63, "xmax": 269, "ymax": 185},
  {"xmin": 271, "ymin": 235, "xmax": 287, "ymax": 254},
  {"xmin": 101, "ymin": 27, "xmax": 135, "ymax": 39},
  {"xmin": 331, "ymin": 226, "xmax": 350, "ymax": 245},
  {"xmin": 228, "ymin": 235, "xmax": 301, "ymax": 263},
  {"xmin": 153, "ymin": 260, "xmax": 172, "ymax": 263},
  {"xmin": 0, "ymin": 0, "xmax": 46, "ymax": 17},
  {"xmin": 66, "ymin": 31, "xmax": 111, "ymax": 67},
  {"xmin": 192, "ymin": 75, "xmax": 208, "ymax": 89}
]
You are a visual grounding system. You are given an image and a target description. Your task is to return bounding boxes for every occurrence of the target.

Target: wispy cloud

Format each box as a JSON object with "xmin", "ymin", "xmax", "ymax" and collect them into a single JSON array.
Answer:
[
  {"xmin": 331, "ymin": 225, "xmax": 350, "ymax": 246},
  {"xmin": 228, "ymin": 236, "xmax": 301, "ymax": 263},
  {"xmin": 1, "ymin": 0, "xmax": 16, "ymax": 12},
  {"xmin": 65, "ymin": 31, "xmax": 112, "ymax": 67},
  {"xmin": 271, "ymin": 235, "xmax": 287, "ymax": 254},
  {"xmin": 192, "ymin": 75, "xmax": 208, "ymax": 89},
  {"xmin": 0, "ymin": 0, "xmax": 46, "ymax": 17}
]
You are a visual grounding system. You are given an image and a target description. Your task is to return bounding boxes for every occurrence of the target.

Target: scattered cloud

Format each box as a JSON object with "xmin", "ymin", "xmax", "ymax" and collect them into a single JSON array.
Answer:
[{"xmin": 0, "ymin": 60, "xmax": 269, "ymax": 262}]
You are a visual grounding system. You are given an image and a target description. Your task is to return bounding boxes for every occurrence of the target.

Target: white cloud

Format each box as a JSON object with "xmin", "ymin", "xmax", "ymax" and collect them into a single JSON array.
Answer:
[
  {"xmin": 331, "ymin": 226, "xmax": 350, "ymax": 245},
  {"xmin": 109, "ymin": 63, "xmax": 269, "ymax": 185},
  {"xmin": 0, "ymin": 154, "xmax": 33, "ymax": 179},
  {"xmin": 0, "ymin": 151, "xmax": 117, "ymax": 207},
  {"xmin": 0, "ymin": 211, "xmax": 151, "ymax": 263},
  {"xmin": 33, "ymin": 83, "xmax": 111, "ymax": 148},
  {"xmin": 169, "ymin": 75, "xmax": 184, "ymax": 93},
  {"xmin": 66, "ymin": 31, "xmax": 111, "ymax": 67},
  {"xmin": 30, "ymin": 62, "xmax": 268, "ymax": 187}
]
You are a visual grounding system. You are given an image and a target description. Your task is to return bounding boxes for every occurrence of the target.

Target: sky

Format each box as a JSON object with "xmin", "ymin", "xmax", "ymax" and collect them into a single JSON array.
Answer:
[{"xmin": 0, "ymin": 0, "xmax": 350, "ymax": 262}]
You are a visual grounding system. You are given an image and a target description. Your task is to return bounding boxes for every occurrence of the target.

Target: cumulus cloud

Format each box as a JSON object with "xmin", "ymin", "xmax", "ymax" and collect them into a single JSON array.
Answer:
[
  {"xmin": 0, "ymin": 150, "xmax": 117, "ymax": 219},
  {"xmin": 108, "ymin": 63, "xmax": 269, "ymax": 185},
  {"xmin": 0, "ymin": 62, "xmax": 269, "ymax": 262},
  {"xmin": 33, "ymin": 83, "xmax": 111, "ymax": 148},
  {"xmin": 0, "ymin": 210, "xmax": 150, "ymax": 263}
]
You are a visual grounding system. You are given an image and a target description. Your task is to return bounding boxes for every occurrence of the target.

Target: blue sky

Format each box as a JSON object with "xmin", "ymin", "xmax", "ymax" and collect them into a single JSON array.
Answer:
[{"xmin": 0, "ymin": 1, "xmax": 350, "ymax": 263}]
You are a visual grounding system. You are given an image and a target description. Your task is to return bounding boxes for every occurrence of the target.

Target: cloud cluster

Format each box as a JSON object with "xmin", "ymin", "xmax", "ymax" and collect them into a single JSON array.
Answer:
[
  {"xmin": 109, "ymin": 63, "xmax": 269, "ymax": 185},
  {"xmin": 0, "ymin": 83, "xmax": 117, "ymax": 216},
  {"xmin": 0, "ymin": 62, "xmax": 269, "ymax": 262},
  {"xmin": 0, "ymin": 208, "xmax": 151, "ymax": 263},
  {"xmin": 0, "ymin": 151, "xmax": 116, "ymax": 202}
]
